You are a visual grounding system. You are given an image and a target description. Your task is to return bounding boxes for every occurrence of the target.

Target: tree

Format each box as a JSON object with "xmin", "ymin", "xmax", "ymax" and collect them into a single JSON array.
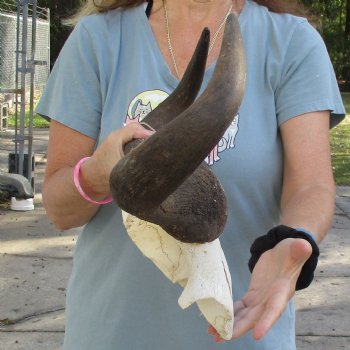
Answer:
[
  {"xmin": 2, "ymin": 0, "xmax": 349, "ymax": 87},
  {"xmin": 37, "ymin": 0, "xmax": 81, "ymax": 68},
  {"xmin": 41, "ymin": 0, "xmax": 350, "ymax": 87},
  {"xmin": 345, "ymin": 0, "xmax": 350, "ymax": 36},
  {"xmin": 302, "ymin": 0, "xmax": 350, "ymax": 89}
]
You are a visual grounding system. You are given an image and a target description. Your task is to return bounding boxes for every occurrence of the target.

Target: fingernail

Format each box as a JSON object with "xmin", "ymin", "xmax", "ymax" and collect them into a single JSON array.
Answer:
[{"xmin": 215, "ymin": 336, "xmax": 225, "ymax": 343}]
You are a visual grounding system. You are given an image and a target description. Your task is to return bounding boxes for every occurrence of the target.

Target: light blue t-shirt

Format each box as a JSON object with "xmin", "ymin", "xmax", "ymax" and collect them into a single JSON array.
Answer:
[{"xmin": 36, "ymin": 1, "xmax": 345, "ymax": 349}]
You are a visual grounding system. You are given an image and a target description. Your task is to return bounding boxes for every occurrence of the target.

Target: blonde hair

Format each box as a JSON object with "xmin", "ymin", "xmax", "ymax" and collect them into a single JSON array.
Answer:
[
  {"xmin": 67, "ymin": 0, "xmax": 308, "ymax": 25},
  {"xmin": 65, "ymin": 0, "xmax": 145, "ymax": 25}
]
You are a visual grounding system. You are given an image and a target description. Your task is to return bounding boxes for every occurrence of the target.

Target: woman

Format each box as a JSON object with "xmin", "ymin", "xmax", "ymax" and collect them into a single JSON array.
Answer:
[{"xmin": 36, "ymin": 0, "xmax": 345, "ymax": 349}]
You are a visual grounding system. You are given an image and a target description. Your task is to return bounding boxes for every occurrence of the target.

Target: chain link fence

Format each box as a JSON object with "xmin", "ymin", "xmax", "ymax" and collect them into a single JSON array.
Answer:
[{"xmin": 0, "ymin": 3, "xmax": 49, "ymax": 103}]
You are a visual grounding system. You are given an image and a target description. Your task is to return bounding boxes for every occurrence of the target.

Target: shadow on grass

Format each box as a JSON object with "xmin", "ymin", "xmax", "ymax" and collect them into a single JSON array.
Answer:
[
  {"xmin": 331, "ymin": 115, "xmax": 350, "ymax": 185},
  {"xmin": 332, "ymin": 154, "xmax": 350, "ymax": 185}
]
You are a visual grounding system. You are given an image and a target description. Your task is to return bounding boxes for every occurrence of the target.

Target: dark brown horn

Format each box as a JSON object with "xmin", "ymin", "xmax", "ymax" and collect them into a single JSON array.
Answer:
[
  {"xmin": 110, "ymin": 14, "xmax": 245, "ymax": 242},
  {"xmin": 142, "ymin": 27, "xmax": 210, "ymax": 131},
  {"xmin": 111, "ymin": 14, "xmax": 245, "ymax": 209},
  {"xmin": 124, "ymin": 28, "xmax": 210, "ymax": 154},
  {"xmin": 144, "ymin": 162, "xmax": 228, "ymax": 243}
]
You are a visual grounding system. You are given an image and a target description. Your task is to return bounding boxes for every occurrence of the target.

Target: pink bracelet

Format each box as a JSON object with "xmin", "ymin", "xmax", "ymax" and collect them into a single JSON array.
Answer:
[{"xmin": 73, "ymin": 157, "xmax": 113, "ymax": 205}]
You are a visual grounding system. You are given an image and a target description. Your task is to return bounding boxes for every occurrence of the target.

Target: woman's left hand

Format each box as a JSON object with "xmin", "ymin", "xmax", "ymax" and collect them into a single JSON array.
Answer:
[{"xmin": 208, "ymin": 237, "xmax": 312, "ymax": 342}]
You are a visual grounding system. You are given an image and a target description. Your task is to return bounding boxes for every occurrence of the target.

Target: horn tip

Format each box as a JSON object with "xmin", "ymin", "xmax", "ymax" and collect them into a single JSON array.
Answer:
[{"xmin": 202, "ymin": 27, "xmax": 210, "ymax": 40}]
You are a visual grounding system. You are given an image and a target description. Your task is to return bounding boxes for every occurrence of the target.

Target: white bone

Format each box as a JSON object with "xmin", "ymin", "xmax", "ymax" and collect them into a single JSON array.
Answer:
[{"xmin": 122, "ymin": 211, "xmax": 234, "ymax": 340}]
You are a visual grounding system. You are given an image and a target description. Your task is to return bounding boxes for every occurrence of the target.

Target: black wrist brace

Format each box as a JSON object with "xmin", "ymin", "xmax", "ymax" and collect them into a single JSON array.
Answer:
[{"xmin": 248, "ymin": 225, "xmax": 320, "ymax": 290}]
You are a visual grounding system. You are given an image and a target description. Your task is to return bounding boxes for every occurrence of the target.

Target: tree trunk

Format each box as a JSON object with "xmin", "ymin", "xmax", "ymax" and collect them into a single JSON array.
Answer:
[{"xmin": 346, "ymin": 0, "xmax": 350, "ymax": 37}]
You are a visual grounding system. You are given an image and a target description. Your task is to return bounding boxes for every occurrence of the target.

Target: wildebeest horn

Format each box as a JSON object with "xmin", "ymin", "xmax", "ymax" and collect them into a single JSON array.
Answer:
[
  {"xmin": 124, "ymin": 27, "xmax": 210, "ymax": 154},
  {"xmin": 140, "ymin": 28, "xmax": 210, "ymax": 131},
  {"xmin": 110, "ymin": 14, "xmax": 246, "ymax": 242}
]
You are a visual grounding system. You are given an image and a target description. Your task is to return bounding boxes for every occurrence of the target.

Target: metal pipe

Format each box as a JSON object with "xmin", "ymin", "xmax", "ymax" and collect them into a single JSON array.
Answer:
[
  {"xmin": 14, "ymin": 0, "xmax": 21, "ymax": 174},
  {"xmin": 18, "ymin": 0, "xmax": 29, "ymax": 177},
  {"xmin": 46, "ymin": 7, "xmax": 50, "ymax": 78},
  {"xmin": 27, "ymin": 0, "xmax": 37, "ymax": 187}
]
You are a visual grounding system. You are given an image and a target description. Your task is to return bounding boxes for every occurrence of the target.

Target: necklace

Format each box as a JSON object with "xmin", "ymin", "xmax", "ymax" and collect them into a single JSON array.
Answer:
[{"xmin": 163, "ymin": 0, "xmax": 233, "ymax": 79}]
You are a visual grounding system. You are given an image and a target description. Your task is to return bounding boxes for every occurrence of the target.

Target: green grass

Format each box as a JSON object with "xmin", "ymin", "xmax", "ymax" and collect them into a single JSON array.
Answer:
[
  {"xmin": 341, "ymin": 92, "xmax": 350, "ymax": 114},
  {"xmin": 331, "ymin": 93, "xmax": 350, "ymax": 185},
  {"xmin": 331, "ymin": 114, "xmax": 350, "ymax": 186},
  {"xmin": 7, "ymin": 109, "xmax": 49, "ymax": 128}
]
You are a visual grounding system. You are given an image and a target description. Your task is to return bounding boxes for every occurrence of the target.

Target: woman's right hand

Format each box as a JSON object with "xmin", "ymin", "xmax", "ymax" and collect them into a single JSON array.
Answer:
[
  {"xmin": 80, "ymin": 123, "xmax": 154, "ymax": 200},
  {"xmin": 43, "ymin": 121, "xmax": 154, "ymax": 230}
]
